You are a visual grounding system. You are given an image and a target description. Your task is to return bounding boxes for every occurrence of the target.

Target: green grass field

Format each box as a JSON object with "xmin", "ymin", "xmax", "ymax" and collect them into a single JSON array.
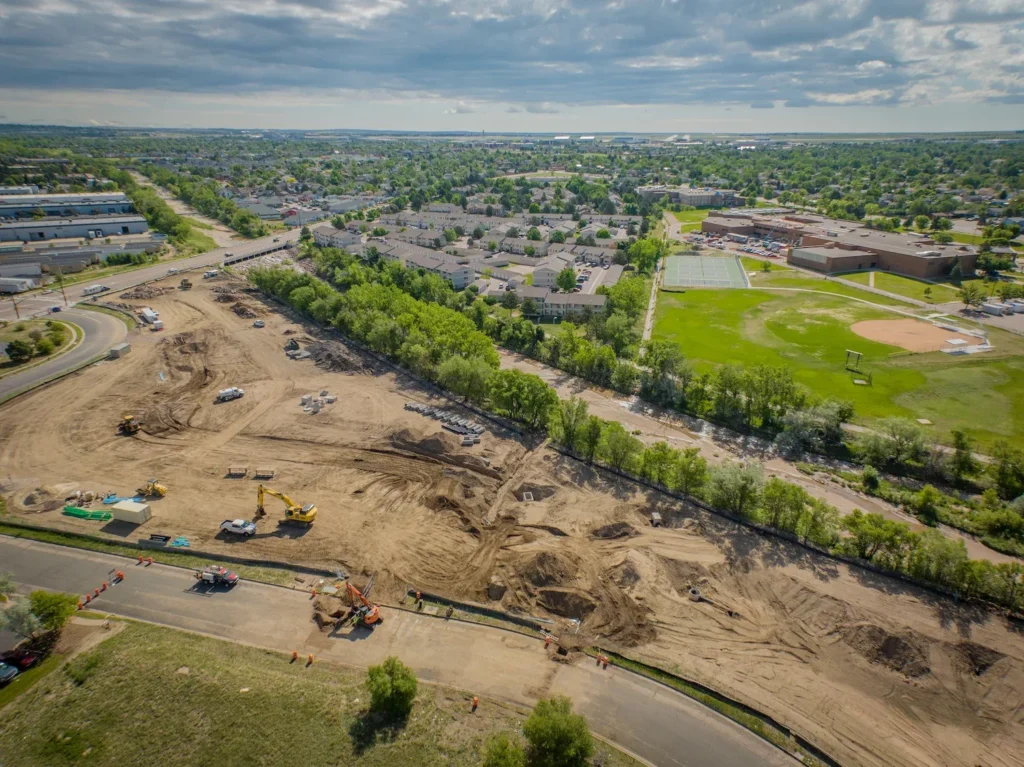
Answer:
[
  {"xmin": 0, "ymin": 319, "xmax": 73, "ymax": 368},
  {"xmin": 670, "ymin": 209, "xmax": 710, "ymax": 232},
  {"xmin": 841, "ymin": 271, "xmax": 962, "ymax": 304},
  {"xmin": 653, "ymin": 289, "xmax": 1024, "ymax": 447},
  {"xmin": 0, "ymin": 622, "xmax": 637, "ymax": 767},
  {"xmin": 745, "ymin": 268, "xmax": 917, "ymax": 308}
]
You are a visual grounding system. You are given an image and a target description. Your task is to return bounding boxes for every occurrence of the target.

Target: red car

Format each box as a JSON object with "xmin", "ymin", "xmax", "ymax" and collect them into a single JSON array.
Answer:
[{"xmin": 1, "ymin": 649, "xmax": 42, "ymax": 670}]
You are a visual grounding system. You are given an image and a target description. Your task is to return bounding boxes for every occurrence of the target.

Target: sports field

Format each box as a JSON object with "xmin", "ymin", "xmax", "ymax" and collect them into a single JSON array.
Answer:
[
  {"xmin": 670, "ymin": 209, "xmax": 710, "ymax": 232},
  {"xmin": 653, "ymin": 288, "xmax": 1024, "ymax": 447},
  {"xmin": 663, "ymin": 255, "xmax": 747, "ymax": 288}
]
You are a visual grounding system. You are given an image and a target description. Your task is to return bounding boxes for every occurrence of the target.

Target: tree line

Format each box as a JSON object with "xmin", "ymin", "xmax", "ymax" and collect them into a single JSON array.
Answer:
[
  {"xmin": 138, "ymin": 164, "xmax": 268, "ymax": 238},
  {"xmin": 250, "ymin": 252, "xmax": 1024, "ymax": 613}
]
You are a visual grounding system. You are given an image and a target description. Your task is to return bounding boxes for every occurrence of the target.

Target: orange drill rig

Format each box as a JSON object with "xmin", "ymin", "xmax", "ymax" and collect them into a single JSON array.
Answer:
[{"xmin": 346, "ymin": 574, "xmax": 382, "ymax": 628}]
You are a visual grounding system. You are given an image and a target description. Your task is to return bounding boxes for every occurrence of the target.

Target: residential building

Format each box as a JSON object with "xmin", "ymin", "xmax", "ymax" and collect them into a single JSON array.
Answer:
[
  {"xmin": 532, "ymin": 254, "xmax": 575, "ymax": 287},
  {"xmin": 312, "ymin": 224, "xmax": 362, "ymax": 251},
  {"xmin": 539, "ymin": 292, "xmax": 606, "ymax": 317},
  {"xmin": 0, "ymin": 185, "xmax": 39, "ymax": 195},
  {"xmin": 636, "ymin": 186, "xmax": 742, "ymax": 207}
]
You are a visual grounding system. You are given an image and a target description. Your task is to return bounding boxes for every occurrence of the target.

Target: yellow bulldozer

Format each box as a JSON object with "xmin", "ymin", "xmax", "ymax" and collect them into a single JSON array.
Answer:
[
  {"xmin": 137, "ymin": 478, "xmax": 167, "ymax": 498},
  {"xmin": 256, "ymin": 484, "xmax": 317, "ymax": 527},
  {"xmin": 118, "ymin": 415, "xmax": 141, "ymax": 436}
]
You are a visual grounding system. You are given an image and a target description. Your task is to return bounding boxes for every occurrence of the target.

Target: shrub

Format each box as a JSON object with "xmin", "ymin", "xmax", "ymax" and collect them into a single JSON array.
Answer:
[
  {"xmin": 365, "ymin": 656, "xmax": 418, "ymax": 718},
  {"xmin": 862, "ymin": 465, "xmax": 880, "ymax": 492},
  {"xmin": 29, "ymin": 590, "xmax": 80, "ymax": 632},
  {"xmin": 483, "ymin": 733, "xmax": 526, "ymax": 767},
  {"xmin": 523, "ymin": 696, "xmax": 594, "ymax": 767},
  {"xmin": 34, "ymin": 337, "xmax": 55, "ymax": 355}
]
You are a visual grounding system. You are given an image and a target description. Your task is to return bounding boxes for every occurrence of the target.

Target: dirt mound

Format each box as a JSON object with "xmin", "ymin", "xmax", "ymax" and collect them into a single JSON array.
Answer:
[
  {"xmin": 514, "ymin": 483, "xmax": 557, "ymax": 501},
  {"xmin": 22, "ymin": 485, "xmax": 64, "ymax": 511},
  {"xmin": 119, "ymin": 285, "xmax": 172, "ymax": 300},
  {"xmin": 172, "ymin": 332, "xmax": 208, "ymax": 355},
  {"xmin": 539, "ymin": 588, "xmax": 598, "ymax": 620},
  {"xmin": 611, "ymin": 559, "xmax": 642, "ymax": 587},
  {"xmin": 524, "ymin": 552, "xmax": 575, "ymax": 588},
  {"xmin": 312, "ymin": 594, "xmax": 350, "ymax": 632},
  {"xmin": 954, "ymin": 641, "xmax": 1005, "ymax": 676},
  {"xmin": 231, "ymin": 302, "xmax": 261, "ymax": 318},
  {"xmin": 843, "ymin": 623, "xmax": 931, "ymax": 678},
  {"xmin": 392, "ymin": 428, "xmax": 462, "ymax": 457},
  {"xmin": 308, "ymin": 341, "xmax": 363, "ymax": 373},
  {"xmin": 592, "ymin": 521, "xmax": 638, "ymax": 540},
  {"xmin": 214, "ymin": 292, "xmax": 241, "ymax": 303}
]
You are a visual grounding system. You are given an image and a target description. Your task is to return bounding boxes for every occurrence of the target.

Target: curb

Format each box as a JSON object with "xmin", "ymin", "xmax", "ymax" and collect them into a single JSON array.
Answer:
[{"xmin": 0, "ymin": 318, "xmax": 83, "ymax": 383}]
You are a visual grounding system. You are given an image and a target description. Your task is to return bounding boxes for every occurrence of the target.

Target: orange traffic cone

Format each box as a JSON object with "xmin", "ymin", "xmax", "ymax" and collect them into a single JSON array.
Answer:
[
  {"xmin": 308, "ymin": 653, "xmax": 314, "ymax": 665},
  {"xmin": 138, "ymin": 555, "xmax": 144, "ymax": 564},
  {"xmin": 472, "ymin": 696, "xmax": 479, "ymax": 712},
  {"xmin": 291, "ymin": 650, "xmax": 298, "ymax": 662},
  {"xmin": 101, "ymin": 581, "xmax": 108, "ymax": 592}
]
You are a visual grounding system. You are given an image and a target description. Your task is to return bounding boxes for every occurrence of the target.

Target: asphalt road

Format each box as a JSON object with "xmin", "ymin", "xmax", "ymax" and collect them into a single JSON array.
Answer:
[
  {"xmin": 0, "ymin": 307, "xmax": 127, "ymax": 400},
  {"xmin": 2, "ymin": 536, "xmax": 796, "ymax": 767},
  {"xmin": 0, "ymin": 229, "xmax": 300, "ymax": 322}
]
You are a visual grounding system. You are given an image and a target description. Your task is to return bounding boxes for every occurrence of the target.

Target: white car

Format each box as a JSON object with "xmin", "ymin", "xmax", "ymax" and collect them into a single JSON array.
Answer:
[
  {"xmin": 167, "ymin": 268, "xmax": 179, "ymax": 275},
  {"xmin": 220, "ymin": 519, "xmax": 256, "ymax": 537},
  {"xmin": 253, "ymin": 320, "xmax": 265, "ymax": 328}
]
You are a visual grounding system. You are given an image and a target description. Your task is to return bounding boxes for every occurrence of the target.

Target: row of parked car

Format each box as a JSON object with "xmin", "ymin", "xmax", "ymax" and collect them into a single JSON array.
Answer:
[{"xmin": 0, "ymin": 648, "xmax": 42, "ymax": 686}]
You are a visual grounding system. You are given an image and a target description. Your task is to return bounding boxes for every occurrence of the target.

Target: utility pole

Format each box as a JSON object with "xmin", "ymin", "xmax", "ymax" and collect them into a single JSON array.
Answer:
[
  {"xmin": 9, "ymin": 295, "xmax": 20, "ymax": 319},
  {"xmin": 55, "ymin": 266, "xmax": 69, "ymax": 307}
]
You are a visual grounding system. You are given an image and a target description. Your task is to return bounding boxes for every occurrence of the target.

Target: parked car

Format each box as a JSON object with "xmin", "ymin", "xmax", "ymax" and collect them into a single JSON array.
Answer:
[
  {"xmin": 0, "ymin": 663, "xmax": 18, "ymax": 686},
  {"xmin": 195, "ymin": 565, "xmax": 239, "ymax": 587},
  {"xmin": 167, "ymin": 268, "xmax": 179, "ymax": 275},
  {"xmin": 50, "ymin": 306, "xmax": 62, "ymax": 313},
  {"xmin": 253, "ymin": 320, "xmax": 265, "ymax": 328},
  {"xmin": 1, "ymin": 649, "xmax": 41, "ymax": 670}
]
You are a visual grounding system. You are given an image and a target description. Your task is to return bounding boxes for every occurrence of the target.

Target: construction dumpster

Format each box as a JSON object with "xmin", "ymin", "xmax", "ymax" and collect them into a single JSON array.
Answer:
[{"xmin": 110, "ymin": 500, "xmax": 152, "ymax": 525}]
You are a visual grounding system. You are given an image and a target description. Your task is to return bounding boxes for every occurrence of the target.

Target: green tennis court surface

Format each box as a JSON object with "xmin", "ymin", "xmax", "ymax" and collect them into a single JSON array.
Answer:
[{"xmin": 663, "ymin": 255, "xmax": 748, "ymax": 288}]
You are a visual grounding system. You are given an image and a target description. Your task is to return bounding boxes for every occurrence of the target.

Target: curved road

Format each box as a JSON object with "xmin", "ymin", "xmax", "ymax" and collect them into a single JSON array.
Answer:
[
  {"xmin": 1, "ymin": 536, "xmax": 797, "ymax": 767},
  {"xmin": 0, "ymin": 308, "xmax": 128, "ymax": 400}
]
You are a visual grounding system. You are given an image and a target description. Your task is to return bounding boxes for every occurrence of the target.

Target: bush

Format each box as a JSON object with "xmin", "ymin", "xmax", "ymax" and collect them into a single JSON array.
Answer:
[
  {"xmin": 5, "ymin": 339, "xmax": 33, "ymax": 364},
  {"xmin": 365, "ymin": 656, "xmax": 418, "ymax": 718},
  {"xmin": 483, "ymin": 733, "xmax": 526, "ymax": 767},
  {"xmin": 34, "ymin": 337, "xmax": 55, "ymax": 356},
  {"xmin": 523, "ymin": 696, "xmax": 594, "ymax": 767},
  {"xmin": 29, "ymin": 590, "xmax": 80, "ymax": 632},
  {"xmin": 862, "ymin": 465, "xmax": 880, "ymax": 492},
  {"xmin": 13, "ymin": 322, "xmax": 26, "ymax": 332}
]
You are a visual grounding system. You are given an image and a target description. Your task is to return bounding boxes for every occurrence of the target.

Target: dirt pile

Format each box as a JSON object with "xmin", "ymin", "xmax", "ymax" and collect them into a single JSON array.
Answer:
[
  {"xmin": 539, "ymin": 588, "xmax": 597, "ymax": 620},
  {"xmin": 231, "ymin": 302, "xmax": 262, "ymax": 318},
  {"xmin": 955, "ymin": 641, "xmax": 1005, "ymax": 676},
  {"xmin": 524, "ymin": 551, "xmax": 575, "ymax": 587},
  {"xmin": 592, "ymin": 521, "xmax": 638, "ymax": 540},
  {"xmin": 389, "ymin": 428, "xmax": 501, "ymax": 478},
  {"xmin": 312, "ymin": 594, "xmax": 350, "ymax": 631},
  {"xmin": 842, "ymin": 623, "xmax": 931, "ymax": 678},
  {"xmin": 308, "ymin": 341, "xmax": 363, "ymax": 373},
  {"xmin": 119, "ymin": 285, "xmax": 172, "ymax": 300}
]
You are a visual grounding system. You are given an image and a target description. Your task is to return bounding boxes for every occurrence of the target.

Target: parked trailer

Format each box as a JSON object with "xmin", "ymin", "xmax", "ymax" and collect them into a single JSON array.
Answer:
[
  {"xmin": 140, "ymin": 307, "xmax": 159, "ymax": 324},
  {"xmin": 82, "ymin": 284, "xmax": 110, "ymax": 296},
  {"xmin": 982, "ymin": 302, "xmax": 1013, "ymax": 316}
]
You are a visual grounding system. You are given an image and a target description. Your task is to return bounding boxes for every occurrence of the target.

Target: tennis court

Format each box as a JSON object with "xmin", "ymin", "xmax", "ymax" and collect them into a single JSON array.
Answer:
[{"xmin": 663, "ymin": 255, "xmax": 748, "ymax": 289}]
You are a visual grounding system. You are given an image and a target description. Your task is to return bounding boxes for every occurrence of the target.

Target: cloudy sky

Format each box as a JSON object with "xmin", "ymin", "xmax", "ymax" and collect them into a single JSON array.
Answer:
[{"xmin": 1, "ymin": 0, "xmax": 1022, "ymax": 132}]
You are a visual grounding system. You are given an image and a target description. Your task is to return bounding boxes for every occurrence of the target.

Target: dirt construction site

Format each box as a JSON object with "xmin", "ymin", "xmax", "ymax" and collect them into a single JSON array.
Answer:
[{"xmin": 2, "ymin": 275, "xmax": 1023, "ymax": 767}]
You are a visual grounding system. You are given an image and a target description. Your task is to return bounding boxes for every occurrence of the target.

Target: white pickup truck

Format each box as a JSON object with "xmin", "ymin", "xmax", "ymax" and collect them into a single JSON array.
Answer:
[
  {"xmin": 220, "ymin": 519, "xmax": 256, "ymax": 537},
  {"xmin": 216, "ymin": 387, "xmax": 245, "ymax": 403}
]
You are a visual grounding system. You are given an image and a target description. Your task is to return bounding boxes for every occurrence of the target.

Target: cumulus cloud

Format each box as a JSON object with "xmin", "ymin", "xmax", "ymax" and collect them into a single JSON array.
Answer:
[
  {"xmin": 0, "ymin": 0, "xmax": 1021, "ymax": 113},
  {"xmin": 443, "ymin": 101, "xmax": 475, "ymax": 114}
]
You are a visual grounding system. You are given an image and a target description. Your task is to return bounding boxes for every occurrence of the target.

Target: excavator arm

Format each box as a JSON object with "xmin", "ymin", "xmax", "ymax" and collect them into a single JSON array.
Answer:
[{"xmin": 255, "ymin": 484, "xmax": 317, "ymax": 526}]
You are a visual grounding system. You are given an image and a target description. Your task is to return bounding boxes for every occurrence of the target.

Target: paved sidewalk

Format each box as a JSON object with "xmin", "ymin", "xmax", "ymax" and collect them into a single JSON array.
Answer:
[{"xmin": 2, "ymin": 535, "xmax": 795, "ymax": 767}]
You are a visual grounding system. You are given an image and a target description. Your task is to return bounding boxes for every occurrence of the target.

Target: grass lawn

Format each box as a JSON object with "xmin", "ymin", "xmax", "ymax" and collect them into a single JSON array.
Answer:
[
  {"xmin": 841, "ymin": 271, "xmax": 962, "ymax": 304},
  {"xmin": 739, "ymin": 256, "xmax": 788, "ymax": 273},
  {"xmin": 950, "ymin": 231, "xmax": 984, "ymax": 246},
  {"xmin": 670, "ymin": 209, "xmax": 709, "ymax": 233},
  {"xmin": 0, "ymin": 621, "xmax": 639, "ymax": 767},
  {"xmin": 745, "ymin": 268, "xmax": 915, "ymax": 308},
  {"xmin": 653, "ymin": 289, "xmax": 1024, "ymax": 448}
]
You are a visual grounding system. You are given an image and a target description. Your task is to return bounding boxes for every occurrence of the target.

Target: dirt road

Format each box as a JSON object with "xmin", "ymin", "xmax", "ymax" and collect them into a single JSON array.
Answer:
[
  {"xmin": 130, "ymin": 171, "xmax": 240, "ymax": 248},
  {"xmin": 1, "ymin": 535, "xmax": 797, "ymax": 767}
]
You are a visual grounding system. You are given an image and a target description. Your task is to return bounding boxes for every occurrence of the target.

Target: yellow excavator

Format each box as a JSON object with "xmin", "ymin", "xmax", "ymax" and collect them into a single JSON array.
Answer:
[
  {"xmin": 137, "ymin": 478, "xmax": 167, "ymax": 498},
  {"xmin": 256, "ymin": 484, "xmax": 317, "ymax": 527},
  {"xmin": 119, "ymin": 415, "xmax": 141, "ymax": 436}
]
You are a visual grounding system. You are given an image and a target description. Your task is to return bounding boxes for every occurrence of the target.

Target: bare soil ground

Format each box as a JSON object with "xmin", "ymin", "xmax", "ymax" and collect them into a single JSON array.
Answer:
[
  {"xmin": 851, "ymin": 319, "xmax": 978, "ymax": 352},
  {"xmin": 1, "ymin": 277, "xmax": 1022, "ymax": 767}
]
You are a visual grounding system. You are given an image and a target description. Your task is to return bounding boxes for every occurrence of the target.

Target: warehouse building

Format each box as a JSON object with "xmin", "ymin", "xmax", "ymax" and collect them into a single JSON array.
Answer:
[
  {"xmin": 0, "ymin": 192, "xmax": 133, "ymax": 218},
  {"xmin": 0, "ymin": 215, "xmax": 149, "ymax": 242},
  {"xmin": 0, "ymin": 277, "xmax": 37, "ymax": 293}
]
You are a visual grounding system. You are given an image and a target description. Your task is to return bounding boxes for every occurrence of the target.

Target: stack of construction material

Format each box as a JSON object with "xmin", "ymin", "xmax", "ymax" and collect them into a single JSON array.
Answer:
[{"xmin": 404, "ymin": 402, "xmax": 484, "ymax": 445}]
